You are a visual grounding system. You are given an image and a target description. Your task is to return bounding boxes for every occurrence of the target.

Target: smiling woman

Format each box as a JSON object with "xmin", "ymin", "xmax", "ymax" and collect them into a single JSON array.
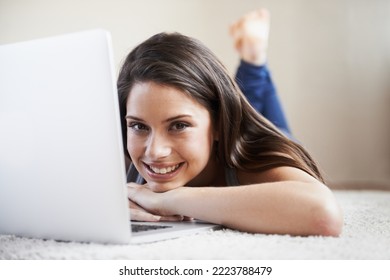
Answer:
[
  {"xmin": 125, "ymin": 82, "xmax": 217, "ymax": 193},
  {"xmin": 117, "ymin": 31, "xmax": 343, "ymax": 236}
]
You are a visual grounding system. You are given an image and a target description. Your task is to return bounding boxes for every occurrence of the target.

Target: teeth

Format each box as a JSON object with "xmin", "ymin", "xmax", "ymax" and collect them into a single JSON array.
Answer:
[{"xmin": 150, "ymin": 164, "xmax": 180, "ymax": 174}]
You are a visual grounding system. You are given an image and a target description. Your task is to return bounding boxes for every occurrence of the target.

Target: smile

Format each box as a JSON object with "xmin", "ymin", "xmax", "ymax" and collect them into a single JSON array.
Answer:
[{"xmin": 146, "ymin": 163, "xmax": 182, "ymax": 175}]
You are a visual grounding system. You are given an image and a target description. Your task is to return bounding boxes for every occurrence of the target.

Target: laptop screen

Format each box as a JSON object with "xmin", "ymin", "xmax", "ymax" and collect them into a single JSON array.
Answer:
[{"xmin": 0, "ymin": 30, "xmax": 131, "ymax": 244}]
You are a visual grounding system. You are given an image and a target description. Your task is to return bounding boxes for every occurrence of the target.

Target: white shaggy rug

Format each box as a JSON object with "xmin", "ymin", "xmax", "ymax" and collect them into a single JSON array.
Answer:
[{"xmin": 1, "ymin": 190, "xmax": 389, "ymax": 260}]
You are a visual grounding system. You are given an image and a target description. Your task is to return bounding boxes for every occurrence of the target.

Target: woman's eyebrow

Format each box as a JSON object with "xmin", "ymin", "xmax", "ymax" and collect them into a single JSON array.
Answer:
[
  {"xmin": 164, "ymin": 114, "xmax": 192, "ymax": 123},
  {"xmin": 125, "ymin": 114, "xmax": 193, "ymax": 122},
  {"xmin": 125, "ymin": 115, "xmax": 143, "ymax": 121}
]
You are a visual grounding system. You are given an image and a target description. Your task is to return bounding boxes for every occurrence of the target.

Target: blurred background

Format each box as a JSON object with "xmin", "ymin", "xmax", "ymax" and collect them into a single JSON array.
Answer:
[{"xmin": 1, "ymin": 0, "xmax": 389, "ymax": 187}]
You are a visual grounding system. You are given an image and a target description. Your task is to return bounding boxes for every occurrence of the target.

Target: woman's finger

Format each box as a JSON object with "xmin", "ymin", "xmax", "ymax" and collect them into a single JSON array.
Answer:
[
  {"xmin": 158, "ymin": 215, "xmax": 185, "ymax": 222},
  {"xmin": 129, "ymin": 208, "xmax": 162, "ymax": 222},
  {"xmin": 128, "ymin": 199, "xmax": 184, "ymax": 222}
]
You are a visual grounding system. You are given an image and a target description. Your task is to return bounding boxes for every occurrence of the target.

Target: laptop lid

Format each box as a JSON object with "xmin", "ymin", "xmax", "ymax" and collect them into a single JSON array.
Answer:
[{"xmin": 0, "ymin": 30, "xmax": 131, "ymax": 244}]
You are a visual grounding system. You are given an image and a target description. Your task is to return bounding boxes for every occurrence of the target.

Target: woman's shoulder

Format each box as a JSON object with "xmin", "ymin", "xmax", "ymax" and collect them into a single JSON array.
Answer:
[{"xmin": 236, "ymin": 166, "xmax": 320, "ymax": 185}]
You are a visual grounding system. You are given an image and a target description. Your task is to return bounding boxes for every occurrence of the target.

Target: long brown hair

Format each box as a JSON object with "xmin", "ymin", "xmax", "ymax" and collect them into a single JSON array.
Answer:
[{"xmin": 117, "ymin": 32, "xmax": 324, "ymax": 182}]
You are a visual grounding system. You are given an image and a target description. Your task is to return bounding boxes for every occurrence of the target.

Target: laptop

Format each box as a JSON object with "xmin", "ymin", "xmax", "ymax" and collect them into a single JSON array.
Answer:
[{"xmin": 0, "ymin": 30, "xmax": 220, "ymax": 244}]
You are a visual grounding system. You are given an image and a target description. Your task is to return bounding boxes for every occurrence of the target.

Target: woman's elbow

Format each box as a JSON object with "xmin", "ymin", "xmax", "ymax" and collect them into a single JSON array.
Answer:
[{"xmin": 311, "ymin": 194, "xmax": 344, "ymax": 237}]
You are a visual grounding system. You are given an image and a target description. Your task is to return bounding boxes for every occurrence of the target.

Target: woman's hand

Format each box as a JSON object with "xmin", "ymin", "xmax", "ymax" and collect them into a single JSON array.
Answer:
[
  {"xmin": 127, "ymin": 183, "xmax": 188, "ymax": 222},
  {"xmin": 128, "ymin": 199, "xmax": 163, "ymax": 222}
]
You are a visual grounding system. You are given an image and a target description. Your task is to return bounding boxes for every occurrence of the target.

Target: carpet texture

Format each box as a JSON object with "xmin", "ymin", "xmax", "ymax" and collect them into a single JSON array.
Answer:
[{"xmin": 1, "ymin": 190, "xmax": 389, "ymax": 260}]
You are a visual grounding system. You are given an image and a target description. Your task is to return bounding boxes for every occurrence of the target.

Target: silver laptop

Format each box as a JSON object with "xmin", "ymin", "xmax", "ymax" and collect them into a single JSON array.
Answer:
[{"xmin": 0, "ymin": 30, "xmax": 219, "ymax": 244}]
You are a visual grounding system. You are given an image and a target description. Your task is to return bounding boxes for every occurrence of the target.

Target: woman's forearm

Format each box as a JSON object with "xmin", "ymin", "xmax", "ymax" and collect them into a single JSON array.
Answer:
[{"xmin": 166, "ymin": 182, "xmax": 343, "ymax": 236}]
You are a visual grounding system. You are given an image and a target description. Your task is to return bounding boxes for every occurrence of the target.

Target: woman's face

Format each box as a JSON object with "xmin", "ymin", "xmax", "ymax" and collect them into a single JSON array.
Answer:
[{"xmin": 126, "ymin": 81, "xmax": 218, "ymax": 192}]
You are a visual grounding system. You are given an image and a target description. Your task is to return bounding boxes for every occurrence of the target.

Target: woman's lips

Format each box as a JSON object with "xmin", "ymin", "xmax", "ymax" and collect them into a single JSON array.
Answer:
[
  {"xmin": 143, "ymin": 162, "xmax": 184, "ymax": 180},
  {"xmin": 148, "ymin": 163, "xmax": 180, "ymax": 174}
]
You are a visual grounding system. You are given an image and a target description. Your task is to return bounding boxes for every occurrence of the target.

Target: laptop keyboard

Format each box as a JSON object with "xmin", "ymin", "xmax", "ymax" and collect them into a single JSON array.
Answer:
[{"xmin": 131, "ymin": 224, "xmax": 171, "ymax": 233}]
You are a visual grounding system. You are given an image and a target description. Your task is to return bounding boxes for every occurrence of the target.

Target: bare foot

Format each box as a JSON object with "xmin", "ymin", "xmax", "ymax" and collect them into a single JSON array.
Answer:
[{"xmin": 230, "ymin": 9, "xmax": 270, "ymax": 66}]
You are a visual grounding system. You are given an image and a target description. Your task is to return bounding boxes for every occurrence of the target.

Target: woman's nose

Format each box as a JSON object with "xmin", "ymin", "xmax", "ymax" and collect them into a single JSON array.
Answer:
[{"xmin": 144, "ymin": 133, "xmax": 171, "ymax": 159}]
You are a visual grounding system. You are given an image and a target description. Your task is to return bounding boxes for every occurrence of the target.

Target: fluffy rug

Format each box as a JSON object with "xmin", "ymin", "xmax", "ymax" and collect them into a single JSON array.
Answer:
[{"xmin": 1, "ymin": 190, "xmax": 389, "ymax": 260}]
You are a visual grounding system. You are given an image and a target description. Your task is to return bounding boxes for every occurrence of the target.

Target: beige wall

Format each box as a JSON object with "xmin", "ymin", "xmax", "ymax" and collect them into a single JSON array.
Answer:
[{"xmin": 1, "ymin": 0, "xmax": 389, "ymax": 185}]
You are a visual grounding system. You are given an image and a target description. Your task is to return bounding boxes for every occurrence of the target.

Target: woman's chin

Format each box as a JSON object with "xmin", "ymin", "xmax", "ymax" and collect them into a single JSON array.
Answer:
[{"xmin": 147, "ymin": 182, "xmax": 181, "ymax": 193}]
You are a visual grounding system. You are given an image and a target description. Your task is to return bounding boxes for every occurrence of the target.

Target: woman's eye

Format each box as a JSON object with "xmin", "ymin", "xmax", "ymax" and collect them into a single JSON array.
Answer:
[
  {"xmin": 171, "ymin": 122, "xmax": 189, "ymax": 131},
  {"xmin": 128, "ymin": 122, "xmax": 148, "ymax": 132}
]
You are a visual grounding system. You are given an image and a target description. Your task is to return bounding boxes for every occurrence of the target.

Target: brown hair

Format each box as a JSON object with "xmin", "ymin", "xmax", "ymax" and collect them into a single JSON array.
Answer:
[{"xmin": 117, "ymin": 32, "xmax": 324, "ymax": 182}]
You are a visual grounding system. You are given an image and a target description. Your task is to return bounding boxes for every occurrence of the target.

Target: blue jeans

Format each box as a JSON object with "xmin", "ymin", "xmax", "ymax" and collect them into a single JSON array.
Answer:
[{"xmin": 235, "ymin": 60, "xmax": 292, "ymax": 138}]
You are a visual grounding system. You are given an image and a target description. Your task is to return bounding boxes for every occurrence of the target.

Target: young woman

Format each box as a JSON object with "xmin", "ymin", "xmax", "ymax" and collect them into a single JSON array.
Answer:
[{"xmin": 117, "ymin": 13, "xmax": 343, "ymax": 237}]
